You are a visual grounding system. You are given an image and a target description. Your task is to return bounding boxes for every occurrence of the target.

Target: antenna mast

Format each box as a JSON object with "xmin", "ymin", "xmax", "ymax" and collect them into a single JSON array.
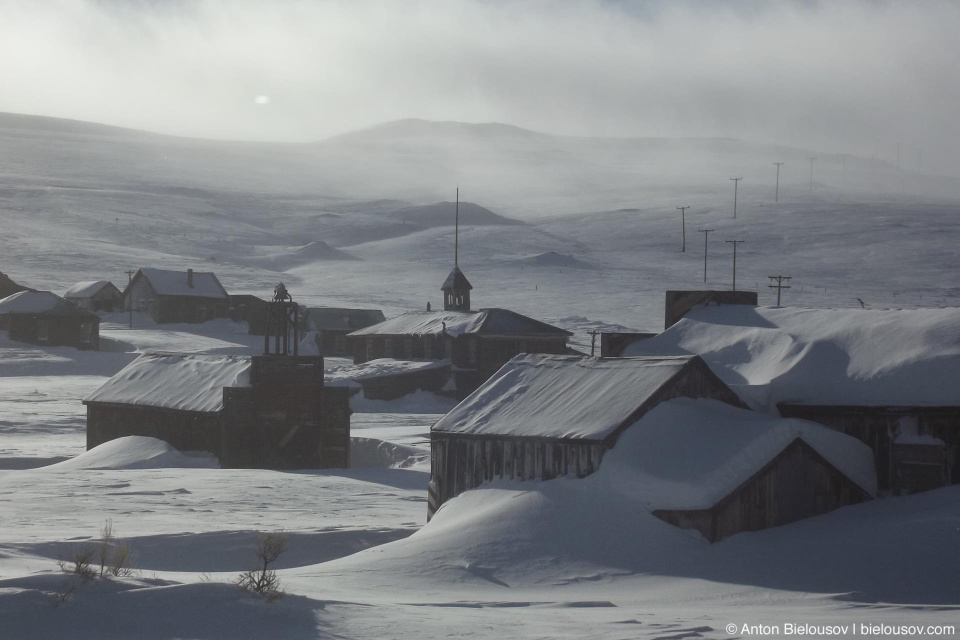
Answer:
[{"xmin": 454, "ymin": 187, "xmax": 459, "ymax": 266}]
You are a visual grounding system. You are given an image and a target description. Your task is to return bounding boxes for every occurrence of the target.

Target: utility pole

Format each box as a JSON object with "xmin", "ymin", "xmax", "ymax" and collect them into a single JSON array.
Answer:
[
  {"xmin": 676, "ymin": 206, "xmax": 689, "ymax": 252},
  {"xmin": 730, "ymin": 177, "xmax": 742, "ymax": 218},
  {"xmin": 588, "ymin": 330, "xmax": 600, "ymax": 357},
  {"xmin": 125, "ymin": 269, "xmax": 136, "ymax": 329},
  {"xmin": 807, "ymin": 157, "xmax": 817, "ymax": 191},
  {"xmin": 698, "ymin": 229, "xmax": 714, "ymax": 283},
  {"xmin": 768, "ymin": 275, "xmax": 792, "ymax": 306},
  {"xmin": 725, "ymin": 240, "xmax": 744, "ymax": 290},
  {"xmin": 773, "ymin": 162, "xmax": 784, "ymax": 202}
]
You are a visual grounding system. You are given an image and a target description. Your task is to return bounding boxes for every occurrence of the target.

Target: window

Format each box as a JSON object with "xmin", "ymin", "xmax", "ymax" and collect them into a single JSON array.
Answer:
[
  {"xmin": 365, "ymin": 339, "xmax": 374, "ymax": 361},
  {"xmin": 78, "ymin": 322, "xmax": 93, "ymax": 344},
  {"xmin": 405, "ymin": 337, "xmax": 413, "ymax": 359},
  {"xmin": 467, "ymin": 337, "xmax": 477, "ymax": 364},
  {"xmin": 384, "ymin": 337, "xmax": 393, "ymax": 357}
]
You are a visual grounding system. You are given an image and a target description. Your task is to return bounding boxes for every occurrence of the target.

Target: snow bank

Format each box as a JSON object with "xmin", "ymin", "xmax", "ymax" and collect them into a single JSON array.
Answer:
[
  {"xmin": 350, "ymin": 436, "xmax": 430, "ymax": 469},
  {"xmin": 350, "ymin": 389, "xmax": 457, "ymax": 414},
  {"xmin": 602, "ymin": 398, "xmax": 877, "ymax": 510},
  {"xmin": 624, "ymin": 305, "xmax": 960, "ymax": 409},
  {"xmin": 37, "ymin": 436, "xmax": 219, "ymax": 470},
  {"xmin": 327, "ymin": 357, "xmax": 450, "ymax": 383}
]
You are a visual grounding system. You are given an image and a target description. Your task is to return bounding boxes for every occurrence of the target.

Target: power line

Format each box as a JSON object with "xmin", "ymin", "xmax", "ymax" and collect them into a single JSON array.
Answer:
[
  {"xmin": 807, "ymin": 157, "xmax": 817, "ymax": 191},
  {"xmin": 676, "ymin": 206, "xmax": 690, "ymax": 252},
  {"xmin": 698, "ymin": 229, "xmax": 714, "ymax": 283},
  {"xmin": 773, "ymin": 162, "xmax": 784, "ymax": 202},
  {"xmin": 725, "ymin": 240, "xmax": 744, "ymax": 291},
  {"xmin": 588, "ymin": 330, "xmax": 600, "ymax": 357},
  {"xmin": 768, "ymin": 275, "xmax": 792, "ymax": 306},
  {"xmin": 730, "ymin": 177, "xmax": 743, "ymax": 218}
]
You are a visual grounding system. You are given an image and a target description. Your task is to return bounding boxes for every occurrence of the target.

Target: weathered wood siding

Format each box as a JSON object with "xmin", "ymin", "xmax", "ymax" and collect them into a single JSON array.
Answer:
[
  {"xmin": 86, "ymin": 404, "xmax": 222, "ymax": 455},
  {"xmin": 126, "ymin": 277, "xmax": 227, "ymax": 324},
  {"xmin": 654, "ymin": 439, "xmax": 870, "ymax": 541},
  {"xmin": 429, "ymin": 432, "xmax": 605, "ymax": 518},
  {"xmin": 778, "ymin": 405, "xmax": 960, "ymax": 493}
]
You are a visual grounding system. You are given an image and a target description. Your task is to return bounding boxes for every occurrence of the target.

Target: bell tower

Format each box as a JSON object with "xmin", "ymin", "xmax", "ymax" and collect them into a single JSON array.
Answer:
[{"xmin": 441, "ymin": 187, "xmax": 473, "ymax": 312}]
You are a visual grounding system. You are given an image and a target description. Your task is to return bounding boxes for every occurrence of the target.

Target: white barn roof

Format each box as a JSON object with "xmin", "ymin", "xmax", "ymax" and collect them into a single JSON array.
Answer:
[
  {"xmin": 0, "ymin": 291, "xmax": 98, "ymax": 319},
  {"xmin": 84, "ymin": 353, "xmax": 251, "ymax": 413},
  {"xmin": 432, "ymin": 354, "xmax": 710, "ymax": 441},
  {"xmin": 603, "ymin": 398, "xmax": 877, "ymax": 511},
  {"xmin": 624, "ymin": 305, "xmax": 960, "ymax": 409}
]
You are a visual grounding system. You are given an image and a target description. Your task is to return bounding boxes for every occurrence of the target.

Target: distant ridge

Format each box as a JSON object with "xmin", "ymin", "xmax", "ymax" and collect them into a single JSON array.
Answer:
[
  {"xmin": 389, "ymin": 201, "xmax": 523, "ymax": 228},
  {"xmin": 0, "ymin": 111, "xmax": 160, "ymax": 139},
  {"xmin": 324, "ymin": 118, "xmax": 550, "ymax": 144}
]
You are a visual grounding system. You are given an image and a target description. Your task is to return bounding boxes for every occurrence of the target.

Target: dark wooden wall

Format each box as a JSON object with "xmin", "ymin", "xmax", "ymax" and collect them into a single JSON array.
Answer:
[
  {"xmin": 778, "ymin": 404, "xmax": 960, "ymax": 493},
  {"xmin": 6, "ymin": 314, "xmax": 99, "ymax": 350},
  {"xmin": 654, "ymin": 439, "xmax": 870, "ymax": 541},
  {"xmin": 153, "ymin": 295, "xmax": 229, "ymax": 324},
  {"xmin": 429, "ymin": 433, "xmax": 605, "ymax": 519},
  {"xmin": 86, "ymin": 404, "xmax": 222, "ymax": 455}
]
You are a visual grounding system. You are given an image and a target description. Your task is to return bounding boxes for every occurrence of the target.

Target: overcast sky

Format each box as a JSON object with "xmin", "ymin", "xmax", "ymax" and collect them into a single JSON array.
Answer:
[{"xmin": 1, "ymin": 0, "xmax": 958, "ymax": 174}]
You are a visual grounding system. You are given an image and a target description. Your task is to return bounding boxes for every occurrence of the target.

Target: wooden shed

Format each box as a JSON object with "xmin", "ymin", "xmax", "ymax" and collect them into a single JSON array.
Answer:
[
  {"xmin": 428, "ymin": 354, "xmax": 746, "ymax": 518},
  {"xmin": 605, "ymin": 398, "xmax": 875, "ymax": 541},
  {"xmin": 64, "ymin": 280, "xmax": 123, "ymax": 312},
  {"xmin": 123, "ymin": 267, "xmax": 229, "ymax": 324},
  {"xmin": 623, "ymin": 304, "xmax": 960, "ymax": 495},
  {"xmin": 83, "ymin": 353, "xmax": 351, "ymax": 469},
  {"xmin": 0, "ymin": 290, "xmax": 100, "ymax": 350},
  {"xmin": 306, "ymin": 307, "xmax": 386, "ymax": 357}
]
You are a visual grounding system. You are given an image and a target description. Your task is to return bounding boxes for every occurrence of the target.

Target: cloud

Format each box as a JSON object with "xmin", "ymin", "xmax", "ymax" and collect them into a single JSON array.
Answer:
[{"xmin": 0, "ymin": 0, "xmax": 957, "ymax": 174}]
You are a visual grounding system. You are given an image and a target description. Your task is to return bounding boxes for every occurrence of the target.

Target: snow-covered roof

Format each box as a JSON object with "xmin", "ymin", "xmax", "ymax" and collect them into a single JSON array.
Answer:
[
  {"xmin": 134, "ymin": 268, "xmax": 228, "ymax": 299},
  {"xmin": 432, "ymin": 354, "xmax": 706, "ymax": 440},
  {"xmin": 349, "ymin": 308, "xmax": 571, "ymax": 338},
  {"xmin": 0, "ymin": 290, "xmax": 98, "ymax": 319},
  {"xmin": 64, "ymin": 280, "xmax": 117, "ymax": 298},
  {"xmin": 325, "ymin": 358, "xmax": 450, "ymax": 386},
  {"xmin": 601, "ymin": 398, "xmax": 877, "ymax": 511},
  {"xmin": 624, "ymin": 305, "xmax": 960, "ymax": 409},
  {"xmin": 308, "ymin": 307, "xmax": 386, "ymax": 331},
  {"xmin": 84, "ymin": 353, "xmax": 251, "ymax": 413}
]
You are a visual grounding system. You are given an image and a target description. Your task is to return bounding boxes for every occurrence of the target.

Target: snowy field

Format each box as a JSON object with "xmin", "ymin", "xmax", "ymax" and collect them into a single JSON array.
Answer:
[{"xmin": 0, "ymin": 115, "xmax": 959, "ymax": 638}]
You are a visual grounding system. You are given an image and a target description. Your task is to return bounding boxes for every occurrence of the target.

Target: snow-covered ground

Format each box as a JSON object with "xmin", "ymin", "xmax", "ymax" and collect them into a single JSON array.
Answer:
[{"xmin": 1, "ymin": 115, "xmax": 959, "ymax": 637}]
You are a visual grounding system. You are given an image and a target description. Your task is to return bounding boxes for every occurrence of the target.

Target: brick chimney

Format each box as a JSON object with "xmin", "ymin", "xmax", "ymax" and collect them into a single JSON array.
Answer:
[{"xmin": 187, "ymin": 269, "xmax": 194, "ymax": 288}]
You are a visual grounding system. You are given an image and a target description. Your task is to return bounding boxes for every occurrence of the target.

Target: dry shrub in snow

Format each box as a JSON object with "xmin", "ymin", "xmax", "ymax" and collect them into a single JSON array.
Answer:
[
  {"xmin": 58, "ymin": 519, "xmax": 135, "ymax": 581},
  {"xmin": 237, "ymin": 531, "xmax": 289, "ymax": 602}
]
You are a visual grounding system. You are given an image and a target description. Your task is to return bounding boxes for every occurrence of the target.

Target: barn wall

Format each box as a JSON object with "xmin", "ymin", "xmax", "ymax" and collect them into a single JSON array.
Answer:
[
  {"xmin": 428, "ymin": 432, "xmax": 606, "ymax": 518},
  {"xmin": 86, "ymin": 404, "xmax": 223, "ymax": 456},
  {"xmin": 778, "ymin": 405, "xmax": 960, "ymax": 493},
  {"xmin": 7, "ymin": 314, "xmax": 99, "ymax": 350},
  {"xmin": 653, "ymin": 439, "xmax": 870, "ymax": 541}
]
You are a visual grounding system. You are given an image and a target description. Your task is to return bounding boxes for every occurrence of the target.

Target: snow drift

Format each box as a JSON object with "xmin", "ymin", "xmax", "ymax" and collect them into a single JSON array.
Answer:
[
  {"xmin": 38, "ymin": 436, "xmax": 219, "ymax": 470},
  {"xmin": 624, "ymin": 305, "xmax": 960, "ymax": 410}
]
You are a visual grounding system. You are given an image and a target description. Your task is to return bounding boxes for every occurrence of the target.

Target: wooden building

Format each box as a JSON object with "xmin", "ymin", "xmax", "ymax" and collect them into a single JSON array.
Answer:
[
  {"xmin": 0, "ymin": 290, "xmax": 100, "ymax": 350},
  {"xmin": 306, "ymin": 308, "xmax": 386, "ymax": 357},
  {"xmin": 84, "ymin": 353, "xmax": 351, "ymax": 469},
  {"xmin": 621, "ymin": 399, "xmax": 875, "ymax": 541},
  {"xmin": 64, "ymin": 280, "xmax": 123, "ymax": 312},
  {"xmin": 346, "ymin": 265, "xmax": 571, "ymax": 397},
  {"xmin": 428, "ymin": 354, "xmax": 745, "ymax": 517},
  {"xmin": 623, "ymin": 304, "xmax": 960, "ymax": 495},
  {"xmin": 664, "ymin": 290, "xmax": 758, "ymax": 329},
  {"xmin": 123, "ymin": 267, "xmax": 229, "ymax": 324}
]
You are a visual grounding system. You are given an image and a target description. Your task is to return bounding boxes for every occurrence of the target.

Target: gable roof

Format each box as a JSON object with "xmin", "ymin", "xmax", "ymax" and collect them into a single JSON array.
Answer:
[
  {"xmin": 64, "ymin": 280, "xmax": 120, "ymax": 299},
  {"xmin": 624, "ymin": 305, "xmax": 960, "ymax": 409},
  {"xmin": 84, "ymin": 353, "xmax": 251, "ymax": 413},
  {"xmin": 0, "ymin": 291, "xmax": 99, "ymax": 320},
  {"xmin": 441, "ymin": 265, "xmax": 473, "ymax": 291},
  {"xmin": 348, "ymin": 308, "xmax": 571, "ymax": 338},
  {"xmin": 308, "ymin": 307, "xmax": 386, "ymax": 331},
  {"xmin": 601, "ymin": 398, "xmax": 877, "ymax": 512},
  {"xmin": 130, "ymin": 268, "xmax": 229, "ymax": 299},
  {"xmin": 432, "ymin": 354, "xmax": 722, "ymax": 441}
]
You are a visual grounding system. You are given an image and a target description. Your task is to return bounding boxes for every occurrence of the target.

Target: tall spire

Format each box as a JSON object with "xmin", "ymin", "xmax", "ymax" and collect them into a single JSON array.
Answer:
[{"xmin": 454, "ymin": 186, "xmax": 459, "ymax": 266}]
